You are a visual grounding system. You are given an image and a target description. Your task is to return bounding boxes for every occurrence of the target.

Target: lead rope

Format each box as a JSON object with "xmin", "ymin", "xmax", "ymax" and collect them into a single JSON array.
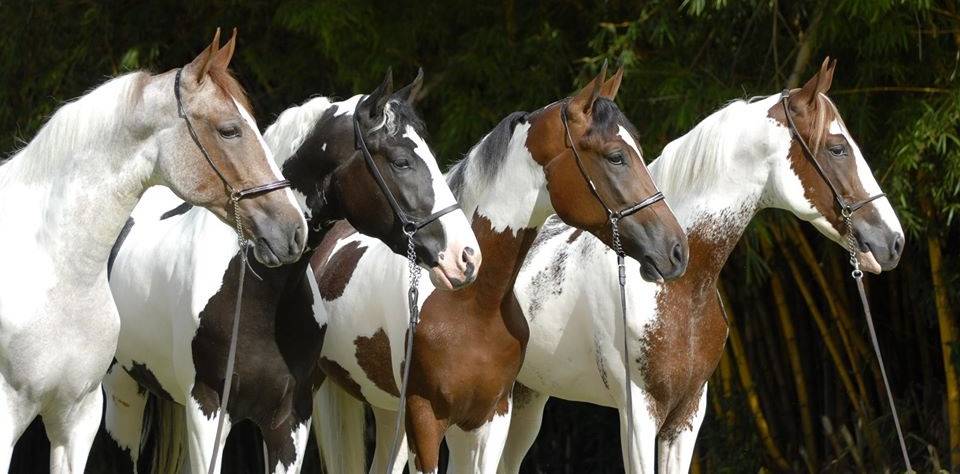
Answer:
[
  {"xmin": 386, "ymin": 231, "xmax": 421, "ymax": 473},
  {"xmin": 843, "ymin": 210, "xmax": 913, "ymax": 472},
  {"xmin": 208, "ymin": 196, "xmax": 248, "ymax": 474},
  {"xmin": 612, "ymin": 217, "xmax": 636, "ymax": 474}
]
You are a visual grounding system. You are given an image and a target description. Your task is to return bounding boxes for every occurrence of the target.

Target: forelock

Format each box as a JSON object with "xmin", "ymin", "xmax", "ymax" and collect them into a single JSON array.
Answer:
[
  {"xmin": 590, "ymin": 97, "xmax": 643, "ymax": 153},
  {"xmin": 207, "ymin": 68, "xmax": 254, "ymax": 118}
]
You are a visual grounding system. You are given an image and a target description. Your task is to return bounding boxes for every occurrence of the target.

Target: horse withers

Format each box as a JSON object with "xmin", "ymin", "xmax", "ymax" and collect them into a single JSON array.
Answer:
[
  {"xmin": 0, "ymin": 29, "xmax": 305, "ymax": 473},
  {"xmin": 103, "ymin": 68, "xmax": 479, "ymax": 474}
]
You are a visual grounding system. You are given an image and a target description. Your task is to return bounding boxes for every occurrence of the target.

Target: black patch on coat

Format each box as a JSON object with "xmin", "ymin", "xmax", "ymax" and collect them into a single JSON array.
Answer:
[
  {"xmin": 160, "ymin": 202, "xmax": 193, "ymax": 220},
  {"xmin": 125, "ymin": 361, "xmax": 174, "ymax": 401},
  {"xmin": 190, "ymin": 250, "xmax": 322, "ymax": 470},
  {"xmin": 108, "ymin": 217, "xmax": 134, "ymax": 278}
]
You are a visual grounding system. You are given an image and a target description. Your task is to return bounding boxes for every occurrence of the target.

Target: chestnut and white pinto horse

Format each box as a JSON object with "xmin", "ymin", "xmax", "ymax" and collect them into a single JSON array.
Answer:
[
  {"xmin": 103, "ymin": 70, "xmax": 479, "ymax": 474},
  {"xmin": 0, "ymin": 30, "xmax": 306, "ymax": 473},
  {"xmin": 500, "ymin": 59, "xmax": 905, "ymax": 473},
  {"xmin": 312, "ymin": 66, "xmax": 689, "ymax": 474}
]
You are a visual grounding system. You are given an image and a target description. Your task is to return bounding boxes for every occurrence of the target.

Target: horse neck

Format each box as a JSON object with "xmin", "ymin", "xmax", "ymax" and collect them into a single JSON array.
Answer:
[
  {"xmin": 5, "ymin": 73, "xmax": 155, "ymax": 280},
  {"xmin": 452, "ymin": 119, "xmax": 553, "ymax": 301},
  {"xmin": 650, "ymin": 97, "xmax": 779, "ymax": 276}
]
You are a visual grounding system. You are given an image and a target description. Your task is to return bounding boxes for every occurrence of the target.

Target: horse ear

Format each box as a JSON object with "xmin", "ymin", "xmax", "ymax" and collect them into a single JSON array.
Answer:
[
  {"xmin": 600, "ymin": 65, "xmax": 624, "ymax": 100},
  {"xmin": 393, "ymin": 67, "xmax": 424, "ymax": 105},
  {"xmin": 795, "ymin": 57, "xmax": 834, "ymax": 110},
  {"xmin": 569, "ymin": 59, "xmax": 608, "ymax": 116},
  {"xmin": 208, "ymin": 28, "xmax": 238, "ymax": 72},
  {"xmin": 183, "ymin": 28, "xmax": 221, "ymax": 85},
  {"xmin": 358, "ymin": 68, "xmax": 394, "ymax": 121}
]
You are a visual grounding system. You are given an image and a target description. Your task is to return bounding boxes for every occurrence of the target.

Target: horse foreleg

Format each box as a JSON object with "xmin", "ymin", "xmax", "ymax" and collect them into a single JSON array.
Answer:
[
  {"xmin": 46, "ymin": 385, "xmax": 102, "ymax": 474},
  {"xmin": 657, "ymin": 384, "xmax": 707, "ymax": 474},
  {"xmin": 406, "ymin": 394, "xmax": 448, "ymax": 474},
  {"xmin": 619, "ymin": 386, "xmax": 658, "ymax": 474},
  {"xmin": 445, "ymin": 395, "xmax": 513, "ymax": 474},
  {"xmin": 370, "ymin": 405, "xmax": 407, "ymax": 474},
  {"xmin": 185, "ymin": 393, "xmax": 231, "ymax": 474},
  {"xmin": 103, "ymin": 366, "xmax": 148, "ymax": 472},
  {"xmin": 497, "ymin": 384, "xmax": 547, "ymax": 474},
  {"xmin": 261, "ymin": 418, "xmax": 310, "ymax": 474}
]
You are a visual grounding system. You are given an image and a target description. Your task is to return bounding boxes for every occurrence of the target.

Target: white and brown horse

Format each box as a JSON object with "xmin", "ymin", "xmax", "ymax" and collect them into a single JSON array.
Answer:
[
  {"xmin": 500, "ymin": 58, "xmax": 905, "ymax": 473},
  {"xmin": 312, "ymin": 66, "xmax": 689, "ymax": 474},
  {"xmin": 103, "ymin": 69, "xmax": 479, "ymax": 473},
  {"xmin": 0, "ymin": 30, "xmax": 306, "ymax": 473}
]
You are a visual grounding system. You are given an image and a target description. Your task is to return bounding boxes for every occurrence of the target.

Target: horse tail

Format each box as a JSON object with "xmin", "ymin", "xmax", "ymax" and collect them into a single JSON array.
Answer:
[
  {"xmin": 144, "ymin": 393, "xmax": 187, "ymax": 473},
  {"xmin": 314, "ymin": 380, "xmax": 366, "ymax": 473}
]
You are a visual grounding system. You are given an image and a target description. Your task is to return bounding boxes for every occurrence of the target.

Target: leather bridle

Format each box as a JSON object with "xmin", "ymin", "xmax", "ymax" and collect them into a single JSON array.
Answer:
[
  {"xmin": 352, "ymin": 113, "xmax": 460, "ymax": 238},
  {"xmin": 778, "ymin": 89, "xmax": 911, "ymax": 471},
  {"xmin": 174, "ymin": 68, "xmax": 292, "ymax": 205},
  {"xmin": 560, "ymin": 99, "xmax": 664, "ymax": 474},
  {"xmin": 778, "ymin": 89, "xmax": 886, "ymax": 223}
]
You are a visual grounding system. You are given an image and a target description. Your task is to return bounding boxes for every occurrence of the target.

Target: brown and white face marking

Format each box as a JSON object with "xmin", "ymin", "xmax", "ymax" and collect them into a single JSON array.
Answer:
[
  {"xmin": 152, "ymin": 29, "xmax": 306, "ymax": 267},
  {"xmin": 767, "ymin": 58, "xmax": 904, "ymax": 272},
  {"xmin": 527, "ymin": 66, "xmax": 688, "ymax": 282}
]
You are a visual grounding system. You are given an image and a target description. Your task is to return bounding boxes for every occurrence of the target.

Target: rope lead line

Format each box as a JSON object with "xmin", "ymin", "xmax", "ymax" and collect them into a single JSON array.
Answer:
[
  {"xmin": 613, "ymin": 217, "xmax": 637, "ymax": 474},
  {"xmin": 209, "ymin": 197, "xmax": 248, "ymax": 474},
  {"xmin": 844, "ymin": 213, "xmax": 912, "ymax": 472}
]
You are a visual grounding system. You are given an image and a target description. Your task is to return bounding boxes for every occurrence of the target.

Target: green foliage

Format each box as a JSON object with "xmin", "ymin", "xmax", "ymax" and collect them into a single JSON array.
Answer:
[{"xmin": 2, "ymin": 0, "xmax": 959, "ymax": 472}]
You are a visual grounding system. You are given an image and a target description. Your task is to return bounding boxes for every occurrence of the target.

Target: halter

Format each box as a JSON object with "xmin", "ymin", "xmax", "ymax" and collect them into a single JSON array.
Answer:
[
  {"xmin": 175, "ymin": 68, "xmax": 293, "ymax": 474},
  {"xmin": 778, "ymin": 90, "xmax": 886, "ymax": 220},
  {"xmin": 174, "ymin": 69, "xmax": 292, "ymax": 204},
  {"xmin": 778, "ymin": 89, "xmax": 911, "ymax": 471},
  {"xmin": 352, "ymin": 111, "xmax": 461, "ymax": 474},
  {"xmin": 560, "ymin": 99, "xmax": 664, "ymax": 474}
]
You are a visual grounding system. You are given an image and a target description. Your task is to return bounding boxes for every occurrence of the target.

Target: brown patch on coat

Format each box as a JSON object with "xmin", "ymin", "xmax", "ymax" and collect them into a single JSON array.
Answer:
[
  {"xmin": 640, "ymin": 221, "xmax": 737, "ymax": 436},
  {"xmin": 316, "ymin": 241, "xmax": 367, "ymax": 301},
  {"xmin": 354, "ymin": 329, "xmax": 400, "ymax": 397},
  {"xmin": 377, "ymin": 213, "xmax": 536, "ymax": 472},
  {"xmin": 318, "ymin": 357, "xmax": 366, "ymax": 402}
]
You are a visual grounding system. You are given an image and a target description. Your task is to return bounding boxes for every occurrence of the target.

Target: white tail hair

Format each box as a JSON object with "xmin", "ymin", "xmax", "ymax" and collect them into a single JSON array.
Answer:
[{"xmin": 313, "ymin": 380, "xmax": 366, "ymax": 473}]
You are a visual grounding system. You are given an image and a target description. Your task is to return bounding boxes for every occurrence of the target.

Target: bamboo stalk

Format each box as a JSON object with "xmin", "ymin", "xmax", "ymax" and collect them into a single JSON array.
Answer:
[
  {"xmin": 821, "ymin": 416, "xmax": 845, "ymax": 468},
  {"xmin": 719, "ymin": 285, "xmax": 791, "ymax": 471},
  {"xmin": 719, "ymin": 349, "xmax": 736, "ymax": 425},
  {"xmin": 765, "ymin": 239, "xmax": 818, "ymax": 470},
  {"xmin": 926, "ymin": 229, "xmax": 960, "ymax": 469}
]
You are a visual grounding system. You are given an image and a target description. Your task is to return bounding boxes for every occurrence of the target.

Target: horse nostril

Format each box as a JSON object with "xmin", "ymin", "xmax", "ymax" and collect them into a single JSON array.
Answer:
[
  {"xmin": 462, "ymin": 248, "xmax": 476, "ymax": 277},
  {"xmin": 463, "ymin": 247, "xmax": 476, "ymax": 258},
  {"xmin": 671, "ymin": 242, "xmax": 684, "ymax": 265},
  {"xmin": 892, "ymin": 234, "xmax": 904, "ymax": 258}
]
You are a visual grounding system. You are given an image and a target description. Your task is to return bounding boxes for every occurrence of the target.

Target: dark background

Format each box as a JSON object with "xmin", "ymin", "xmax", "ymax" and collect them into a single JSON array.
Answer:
[{"xmin": 2, "ymin": 0, "xmax": 959, "ymax": 472}]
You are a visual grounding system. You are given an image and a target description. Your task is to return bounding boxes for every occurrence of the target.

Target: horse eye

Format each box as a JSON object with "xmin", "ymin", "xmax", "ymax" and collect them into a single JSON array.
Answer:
[
  {"xmin": 828, "ymin": 145, "xmax": 846, "ymax": 157},
  {"xmin": 605, "ymin": 151, "xmax": 625, "ymax": 165},
  {"xmin": 218, "ymin": 126, "xmax": 242, "ymax": 139},
  {"xmin": 392, "ymin": 159, "xmax": 411, "ymax": 170}
]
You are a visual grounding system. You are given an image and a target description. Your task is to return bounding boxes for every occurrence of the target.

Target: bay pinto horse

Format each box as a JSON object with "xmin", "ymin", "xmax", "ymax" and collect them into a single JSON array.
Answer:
[
  {"xmin": 0, "ymin": 29, "xmax": 306, "ymax": 473},
  {"xmin": 103, "ymin": 69, "xmax": 480, "ymax": 473},
  {"xmin": 312, "ymin": 65, "xmax": 689, "ymax": 474},
  {"xmin": 501, "ymin": 58, "xmax": 906, "ymax": 473}
]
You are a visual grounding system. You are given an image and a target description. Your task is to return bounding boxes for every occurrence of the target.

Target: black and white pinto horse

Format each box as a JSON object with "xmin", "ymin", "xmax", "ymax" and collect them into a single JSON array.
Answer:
[
  {"xmin": 0, "ymin": 30, "xmax": 306, "ymax": 473},
  {"xmin": 104, "ymin": 70, "xmax": 480, "ymax": 473}
]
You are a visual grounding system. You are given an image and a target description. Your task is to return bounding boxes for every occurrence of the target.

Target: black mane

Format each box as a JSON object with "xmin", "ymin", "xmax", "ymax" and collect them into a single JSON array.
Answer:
[{"xmin": 447, "ymin": 111, "xmax": 529, "ymax": 197}]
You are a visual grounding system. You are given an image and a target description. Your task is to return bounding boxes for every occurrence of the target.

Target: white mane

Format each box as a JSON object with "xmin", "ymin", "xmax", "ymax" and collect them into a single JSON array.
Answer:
[
  {"xmin": 2, "ymin": 72, "xmax": 145, "ymax": 181},
  {"xmin": 649, "ymin": 98, "xmax": 754, "ymax": 199},
  {"xmin": 262, "ymin": 96, "xmax": 336, "ymax": 165}
]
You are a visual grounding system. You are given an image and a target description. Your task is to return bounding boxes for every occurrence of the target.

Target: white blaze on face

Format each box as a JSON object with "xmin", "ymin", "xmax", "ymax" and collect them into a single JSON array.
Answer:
[
  {"xmin": 403, "ymin": 125, "xmax": 458, "ymax": 213},
  {"xmin": 234, "ymin": 98, "xmax": 308, "ymax": 233},
  {"xmin": 617, "ymin": 125, "xmax": 643, "ymax": 161},
  {"xmin": 828, "ymin": 119, "xmax": 904, "ymax": 236}
]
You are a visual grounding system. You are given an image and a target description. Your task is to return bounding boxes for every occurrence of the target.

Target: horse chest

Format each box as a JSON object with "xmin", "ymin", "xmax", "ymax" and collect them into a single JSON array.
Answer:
[
  {"xmin": 412, "ymin": 292, "xmax": 528, "ymax": 429},
  {"xmin": 640, "ymin": 279, "xmax": 727, "ymax": 435}
]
